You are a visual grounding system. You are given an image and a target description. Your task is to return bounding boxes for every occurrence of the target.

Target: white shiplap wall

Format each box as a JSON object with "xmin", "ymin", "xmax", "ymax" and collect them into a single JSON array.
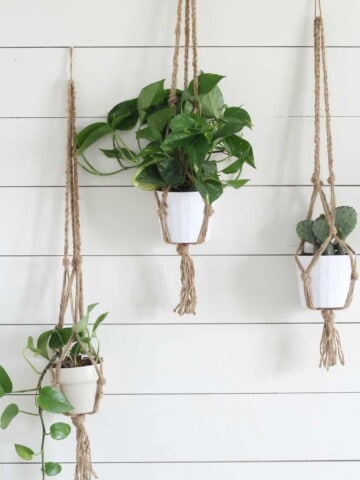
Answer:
[{"xmin": 1, "ymin": 0, "xmax": 360, "ymax": 478}]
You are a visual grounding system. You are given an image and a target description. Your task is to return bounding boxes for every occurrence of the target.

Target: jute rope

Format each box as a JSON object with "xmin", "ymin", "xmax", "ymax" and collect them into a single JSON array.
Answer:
[
  {"xmin": 156, "ymin": 0, "xmax": 213, "ymax": 315},
  {"xmin": 295, "ymin": 0, "xmax": 358, "ymax": 369},
  {"xmin": 51, "ymin": 47, "xmax": 106, "ymax": 480}
]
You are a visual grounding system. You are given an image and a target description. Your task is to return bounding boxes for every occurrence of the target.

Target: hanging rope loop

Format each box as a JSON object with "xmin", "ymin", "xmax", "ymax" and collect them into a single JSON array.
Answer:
[{"xmin": 295, "ymin": 3, "xmax": 358, "ymax": 368}]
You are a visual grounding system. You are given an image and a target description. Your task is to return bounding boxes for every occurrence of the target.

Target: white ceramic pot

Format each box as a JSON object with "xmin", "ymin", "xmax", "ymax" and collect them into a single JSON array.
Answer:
[
  {"xmin": 157, "ymin": 191, "xmax": 210, "ymax": 244},
  {"xmin": 297, "ymin": 255, "xmax": 352, "ymax": 309},
  {"xmin": 59, "ymin": 365, "xmax": 99, "ymax": 415}
]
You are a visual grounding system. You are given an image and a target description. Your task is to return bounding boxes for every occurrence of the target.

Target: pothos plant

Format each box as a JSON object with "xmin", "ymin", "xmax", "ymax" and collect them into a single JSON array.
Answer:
[
  {"xmin": 0, "ymin": 304, "xmax": 107, "ymax": 478},
  {"xmin": 76, "ymin": 72, "xmax": 255, "ymax": 204}
]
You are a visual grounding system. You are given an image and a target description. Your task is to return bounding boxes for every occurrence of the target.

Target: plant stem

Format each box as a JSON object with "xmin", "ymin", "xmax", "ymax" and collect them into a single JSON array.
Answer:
[
  {"xmin": 19, "ymin": 410, "xmax": 39, "ymax": 416},
  {"xmin": 35, "ymin": 353, "xmax": 60, "ymax": 479}
]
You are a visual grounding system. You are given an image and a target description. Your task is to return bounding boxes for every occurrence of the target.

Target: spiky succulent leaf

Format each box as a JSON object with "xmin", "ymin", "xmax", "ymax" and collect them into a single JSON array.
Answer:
[
  {"xmin": 335, "ymin": 206, "xmax": 357, "ymax": 240},
  {"xmin": 296, "ymin": 220, "xmax": 317, "ymax": 245},
  {"xmin": 313, "ymin": 214, "xmax": 329, "ymax": 245}
]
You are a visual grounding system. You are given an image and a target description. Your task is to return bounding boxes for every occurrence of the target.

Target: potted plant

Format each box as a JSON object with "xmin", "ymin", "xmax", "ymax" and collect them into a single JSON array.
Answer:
[
  {"xmin": 0, "ymin": 304, "xmax": 107, "ymax": 477},
  {"xmin": 76, "ymin": 72, "xmax": 255, "ymax": 243},
  {"xmin": 295, "ymin": 206, "xmax": 357, "ymax": 308}
]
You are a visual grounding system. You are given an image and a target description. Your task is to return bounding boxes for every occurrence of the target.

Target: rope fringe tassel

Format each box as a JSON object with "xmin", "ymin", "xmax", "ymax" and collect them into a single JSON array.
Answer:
[{"xmin": 319, "ymin": 309, "xmax": 345, "ymax": 370}]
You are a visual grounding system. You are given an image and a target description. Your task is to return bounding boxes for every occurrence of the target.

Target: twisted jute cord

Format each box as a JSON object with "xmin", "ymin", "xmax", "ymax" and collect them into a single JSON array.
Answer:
[
  {"xmin": 51, "ymin": 48, "xmax": 106, "ymax": 480},
  {"xmin": 294, "ymin": 1, "xmax": 358, "ymax": 369},
  {"xmin": 157, "ymin": 0, "xmax": 211, "ymax": 315}
]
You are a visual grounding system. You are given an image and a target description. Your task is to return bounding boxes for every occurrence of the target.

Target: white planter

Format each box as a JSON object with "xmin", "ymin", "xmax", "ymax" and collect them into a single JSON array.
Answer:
[
  {"xmin": 297, "ymin": 255, "xmax": 352, "ymax": 309},
  {"xmin": 157, "ymin": 191, "xmax": 210, "ymax": 244},
  {"xmin": 58, "ymin": 365, "xmax": 99, "ymax": 415}
]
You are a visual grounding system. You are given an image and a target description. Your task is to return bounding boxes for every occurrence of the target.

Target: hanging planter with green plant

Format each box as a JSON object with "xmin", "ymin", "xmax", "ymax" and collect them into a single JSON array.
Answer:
[{"xmin": 76, "ymin": 0, "xmax": 255, "ymax": 315}]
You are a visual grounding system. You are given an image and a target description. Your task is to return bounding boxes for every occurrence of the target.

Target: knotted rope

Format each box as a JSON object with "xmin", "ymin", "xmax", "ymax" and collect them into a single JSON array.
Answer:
[
  {"xmin": 157, "ymin": 0, "xmax": 213, "ymax": 315},
  {"xmin": 51, "ymin": 47, "xmax": 106, "ymax": 479},
  {"xmin": 295, "ymin": 0, "xmax": 357, "ymax": 369}
]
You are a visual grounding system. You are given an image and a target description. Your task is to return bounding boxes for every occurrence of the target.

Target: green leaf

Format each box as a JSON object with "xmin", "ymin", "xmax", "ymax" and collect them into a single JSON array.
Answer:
[
  {"xmin": 75, "ymin": 316, "xmax": 89, "ymax": 334},
  {"xmin": 222, "ymin": 158, "xmax": 245, "ymax": 175},
  {"xmin": 202, "ymin": 161, "xmax": 217, "ymax": 177},
  {"xmin": 0, "ymin": 366, "xmax": 13, "ymax": 394},
  {"xmin": 223, "ymin": 107, "xmax": 252, "ymax": 129},
  {"xmin": 92, "ymin": 312, "xmax": 108, "ymax": 336},
  {"xmin": 100, "ymin": 148, "xmax": 136, "ymax": 162},
  {"xmin": 147, "ymin": 107, "xmax": 174, "ymax": 133},
  {"xmin": 170, "ymin": 113, "xmax": 196, "ymax": 132},
  {"xmin": 15, "ymin": 444, "xmax": 34, "ymax": 461},
  {"xmin": 0, "ymin": 385, "xmax": 5, "ymax": 398},
  {"xmin": 136, "ymin": 126, "xmax": 162, "ymax": 142},
  {"xmin": 133, "ymin": 165, "xmax": 167, "ymax": 191},
  {"xmin": 184, "ymin": 135, "xmax": 210, "ymax": 172},
  {"xmin": 37, "ymin": 387, "xmax": 73, "ymax": 414},
  {"xmin": 76, "ymin": 123, "xmax": 113, "ymax": 156},
  {"xmin": 44, "ymin": 462, "xmax": 62, "ymax": 476},
  {"xmin": 1, "ymin": 404, "xmax": 19, "ymax": 429},
  {"xmin": 188, "ymin": 73, "xmax": 224, "ymax": 95},
  {"xmin": 212, "ymin": 121, "xmax": 244, "ymax": 140},
  {"xmin": 137, "ymin": 80, "xmax": 166, "ymax": 122},
  {"xmin": 226, "ymin": 179, "xmax": 249, "ymax": 188},
  {"xmin": 223, "ymin": 135, "xmax": 255, "ymax": 168},
  {"xmin": 87, "ymin": 303, "xmax": 98, "ymax": 314},
  {"xmin": 194, "ymin": 177, "xmax": 223, "ymax": 204},
  {"xmin": 26, "ymin": 336, "xmax": 40, "ymax": 355},
  {"xmin": 161, "ymin": 131, "xmax": 198, "ymax": 152},
  {"xmin": 157, "ymin": 157, "xmax": 184, "ymax": 186},
  {"xmin": 50, "ymin": 422, "xmax": 71, "ymax": 440},
  {"xmin": 36, "ymin": 330, "xmax": 54, "ymax": 360},
  {"xmin": 49, "ymin": 328, "xmax": 73, "ymax": 349},
  {"xmin": 198, "ymin": 86, "xmax": 224, "ymax": 118},
  {"xmin": 107, "ymin": 98, "xmax": 138, "ymax": 130}
]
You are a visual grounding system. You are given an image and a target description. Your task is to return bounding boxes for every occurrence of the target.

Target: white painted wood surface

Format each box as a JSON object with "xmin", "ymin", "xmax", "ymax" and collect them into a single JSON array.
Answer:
[{"xmin": 1, "ymin": 1, "xmax": 360, "ymax": 478}]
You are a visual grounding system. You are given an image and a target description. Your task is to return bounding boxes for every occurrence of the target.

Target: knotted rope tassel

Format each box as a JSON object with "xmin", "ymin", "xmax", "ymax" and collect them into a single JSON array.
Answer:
[
  {"xmin": 319, "ymin": 309, "xmax": 344, "ymax": 370},
  {"xmin": 174, "ymin": 243, "xmax": 196, "ymax": 315},
  {"xmin": 71, "ymin": 414, "xmax": 97, "ymax": 480}
]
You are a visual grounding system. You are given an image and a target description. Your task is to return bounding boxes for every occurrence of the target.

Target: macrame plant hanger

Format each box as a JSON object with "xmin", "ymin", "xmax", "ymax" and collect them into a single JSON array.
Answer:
[
  {"xmin": 51, "ymin": 48, "xmax": 106, "ymax": 480},
  {"xmin": 155, "ymin": 0, "xmax": 213, "ymax": 315},
  {"xmin": 295, "ymin": 0, "xmax": 358, "ymax": 369}
]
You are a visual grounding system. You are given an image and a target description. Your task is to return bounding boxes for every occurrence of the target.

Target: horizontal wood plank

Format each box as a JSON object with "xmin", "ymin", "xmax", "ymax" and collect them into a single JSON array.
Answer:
[
  {"xmin": 1, "ymin": 461, "xmax": 360, "ymax": 480},
  {"xmin": 0, "ymin": 256, "xmax": 358, "ymax": 325},
  {"xmin": 1, "ymin": 0, "xmax": 359, "ymax": 47},
  {"xmin": 1, "ymin": 116, "xmax": 360, "ymax": 187},
  {"xmin": 0, "ymin": 186, "xmax": 359, "ymax": 255},
  {"xmin": 1, "ymin": 394, "xmax": 360, "ymax": 462},
  {"xmin": 1, "ymin": 323, "xmax": 360, "ymax": 393},
  {"xmin": 1, "ymin": 48, "xmax": 360, "ymax": 117}
]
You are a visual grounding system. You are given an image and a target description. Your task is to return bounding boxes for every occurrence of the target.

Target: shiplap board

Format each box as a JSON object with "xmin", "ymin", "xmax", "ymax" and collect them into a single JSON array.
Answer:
[
  {"xmin": 1, "ymin": 323, "xmax": 360, "ymax": 393},
  {"xmin": 1, "ymin": 0, "xmax": 360, "ymax": 47},
  {"xmin": 0, "ymin": 186, "xmax": 359, "ymax": 255},
  {"xmin": 2, "ymin": 116, "xmax": 360, "ymax": 187},
  {"xmin": 2, "ymin": 462, "xmax": 360, "ymax": 480},
  {"xmin": 1, "ymin": 48, "xmax": 360, "ymax": 117},
  {"xmin": 1, "ymin": 394, "xmax": 360, "ymax": 462},
  {"xmin": 0, "ymin": 256, "xmax": 359, "ymax": 326}
]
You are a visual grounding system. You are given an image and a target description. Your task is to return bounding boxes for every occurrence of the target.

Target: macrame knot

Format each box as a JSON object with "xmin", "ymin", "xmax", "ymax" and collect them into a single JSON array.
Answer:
[
  {"xmin": 319, "ymin": 309, "xmax": 344, "ymax": 370},
  {"xmin": 301, "ymin": 272, "xmax": 309, "ymax": 282},
  {"xmin": 352, "ymin": 272, "xmax": 359, "ymax": 281},
  {"xmin": 327, "ymin": 174, "xmax": 336, "ymax": 185},
  {"xmin": 329, "ymin": 225, "xmax": 337, "ymax": 236},
  {"xmin": 311, "ymin": 174, "xmax": 323, "ymax": 187},
  {"xmin": 72, "ymin": 255, "xmax": 82, "ymax": 267},
  {"xmin": 62, "ymin": 257, "xmax": 70, "ymax": 267},
  {"xmin": 174, "ymin": 243, "xmax": 196, "ymax": 315}
]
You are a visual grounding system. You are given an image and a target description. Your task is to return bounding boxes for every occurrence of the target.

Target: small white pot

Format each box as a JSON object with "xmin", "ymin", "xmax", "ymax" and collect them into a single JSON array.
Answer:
[
  {"xmin": 58, "ymin": 365, "xmax": 99, "ymax": 415},
  {"xmin": 157, "ymin": 191, "xmax": 210, "ymax": 244},
  {"xmin": 297, "ymin": 255, "xmax": 352, "ymax": 309}
]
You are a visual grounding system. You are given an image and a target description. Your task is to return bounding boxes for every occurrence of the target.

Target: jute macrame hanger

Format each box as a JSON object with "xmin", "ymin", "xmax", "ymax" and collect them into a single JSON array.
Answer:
[
  {"xmin": 155, "ymin": 0, "xmax": 213, "ymax": 316},
  {"xmin": 295, "ymin": 0, "xmax": 358, "ymax": 369},
  {"xmin": 51, "ymin": 47, "xmax": 106, "ymax": 480}
]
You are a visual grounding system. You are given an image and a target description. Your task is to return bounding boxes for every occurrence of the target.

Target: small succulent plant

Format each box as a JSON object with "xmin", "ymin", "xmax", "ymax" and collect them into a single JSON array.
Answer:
[{"xmin": 296, "ymin": 206, "xmax": 357, "ymax": 255}]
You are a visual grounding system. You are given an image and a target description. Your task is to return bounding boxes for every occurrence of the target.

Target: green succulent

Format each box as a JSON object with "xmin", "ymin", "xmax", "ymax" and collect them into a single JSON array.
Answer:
[{"xmin": 296, "ymin": 206, "xmax": 357, "ymax": 255}]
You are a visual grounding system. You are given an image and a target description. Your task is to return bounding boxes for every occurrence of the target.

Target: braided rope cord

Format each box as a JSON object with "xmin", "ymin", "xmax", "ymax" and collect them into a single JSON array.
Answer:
[{"xmin": 51, "ymin": 48, "xmax": 105, "ymax": 480}]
